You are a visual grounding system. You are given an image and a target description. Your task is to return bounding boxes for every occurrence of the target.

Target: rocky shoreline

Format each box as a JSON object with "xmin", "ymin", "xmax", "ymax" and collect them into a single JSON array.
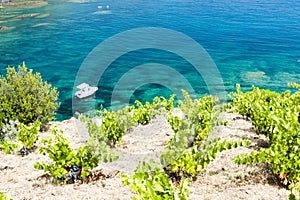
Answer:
[
  {"xmin": 0, "ymin": 1, "xmax": 48, "ymax": 9},
  {"xmin": 0, "ymin": 1, "xmax": 49, "ymax": 32},
  {"xmin": 0, "ymin": 25, "xmax": 12, "ymax": 30}
]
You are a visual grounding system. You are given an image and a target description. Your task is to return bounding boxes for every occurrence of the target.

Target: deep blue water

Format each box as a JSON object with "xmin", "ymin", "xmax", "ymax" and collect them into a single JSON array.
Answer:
[{"xmin": 0, "ymin": 0, "xmax": 299, "ymax": 120}]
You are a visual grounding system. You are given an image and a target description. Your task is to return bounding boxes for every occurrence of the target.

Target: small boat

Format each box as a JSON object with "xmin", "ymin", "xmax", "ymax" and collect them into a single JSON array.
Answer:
[{"xmin": 75, "ymin": 83, "xmax": 98, "ymax": 99}]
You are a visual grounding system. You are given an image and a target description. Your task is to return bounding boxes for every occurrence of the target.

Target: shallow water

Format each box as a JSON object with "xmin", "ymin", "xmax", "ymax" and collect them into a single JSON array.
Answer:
[{"xmin": 0, "ymin": 0, "xmax": 299, "ymax": 120}]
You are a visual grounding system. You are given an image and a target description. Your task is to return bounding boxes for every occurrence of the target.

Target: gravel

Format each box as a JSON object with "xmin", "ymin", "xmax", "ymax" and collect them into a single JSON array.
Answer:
[{"xmin": 0, "ymin": 112, "xmax": 290, "ymax": 199}]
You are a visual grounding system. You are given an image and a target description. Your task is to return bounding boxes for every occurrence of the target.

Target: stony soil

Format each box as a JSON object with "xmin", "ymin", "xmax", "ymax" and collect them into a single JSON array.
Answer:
[{"xmin": 0, "ymin": 112, "xmax": 290, "ymax": 200}]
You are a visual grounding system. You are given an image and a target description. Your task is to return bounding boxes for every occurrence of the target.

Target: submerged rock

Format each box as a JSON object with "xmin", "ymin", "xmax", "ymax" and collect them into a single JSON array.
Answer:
[
  {"xmin": 31, "ymin": 22, "xmax": 50, "ymax": 28},
  {"xmin": 35, "ymin": 13, "xmax": 49, "ymax": 18},
  {"xmin": 16, "ymin": 13, "xmax": 38, "ymax": 19},
  {"xmin": 0, "ymin": 25, "xmax": 15, "ymax": 31}
]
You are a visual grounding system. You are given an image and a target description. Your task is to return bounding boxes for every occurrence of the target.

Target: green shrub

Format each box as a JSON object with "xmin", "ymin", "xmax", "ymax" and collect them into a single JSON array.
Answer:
[
  {"xmin": 121, "ymin": 159, "xmax": 190, "ymax": 200},
  {"xmin": 17, "ymin": 122, "xmax": 40, "ymax": 150},
  {"xmin": 166, "ymin": 114, "xmax": 186, "ymax": 133},
  {"xmin": 161, "ymin": 90, "xmax": 251, "ymax": 180},
  {"xmin": 0, "ymin": 119, "xmax": 19, "ymax": 154},
  {"xmin": 0, "ymin": 192, "xmax": 13, "ymax": 200},
  {"xmin": 34, "ymin": 129, "xmax": 99, "ymax": 183},
  {"xmin": 163, "ymin": 138, "xmax": 250, "ymax": 177},
  {"xmin": 0, "ymin": 120, "xmax": 40, "ymax": 155},
  {"xmin": 230, "ymin": 83, "xmax": 300, "ymax": 198},
  {"xmin": 178, "ymin": 90, "xmax": 219, "ymax": 143},
  {"xmin": 81, "ymin": 105, "xmax": 137, "ymax": 146},
  {"xmin": 113, "ymin": 105, "xmax": 137, "ymax": 133},
  {"xmin": 78, "ymin": 114, "xmax": 119, "ymax": 161},
  {"xmin": 288, "ymin": 82, "xmax": 300, "ymax": 89},
  {"xmin": 158, "ymin": 94, "xmax": 176, "ymax": 111},
  {"xmin": 0, "ymin": 63, "xmax": 59, "ymax": 127},
  {"xmin": 0, "ymin": 141, "xmax": 18, "ymax": 154},
  {"xmin": 133, "ymin": 100, "xmax": 159, "ymax": 125}
]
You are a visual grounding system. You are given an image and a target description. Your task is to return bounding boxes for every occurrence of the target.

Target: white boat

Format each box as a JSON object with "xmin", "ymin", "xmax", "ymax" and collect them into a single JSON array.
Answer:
[{"xmin": 75, "ymin": 83, "xmax": 98, "ymax": 99}]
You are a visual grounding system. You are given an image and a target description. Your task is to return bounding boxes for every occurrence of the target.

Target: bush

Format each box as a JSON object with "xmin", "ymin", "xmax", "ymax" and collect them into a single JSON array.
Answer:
[
  {"xmin": 121, "ymin": 159, "xmax": 190, "ymax": 200},
  {"xmin": 78, "ymin": 113, "xmax": 119, "ymax": 161},
  {"xmin": 178, "ymin": 90, "xmax": 220, "ymax": 143},
  {"xmin": 0, "ymin": 63, "xmax": 59, "ymax": 127},
  {"xmin": 230, "ymin": 83, "xmax": 300, "ymax": 199},
  {"xmin": 0, "ymin": 120, "xmax": 40, "ymax": 155},
  {"xmin": 160, "ymin": 90, "xmax": 251, "ymax": 180},
  {"xmin": 34, "ymin": 129, "xmax": 99, "ymax": 183},
  {"xmin": 0, "ymin": 192, "xmax": 12, "ymax": 200},
  {"xmin": 17, "ymin": 122, "xmax": 41, "ymax": 156}
]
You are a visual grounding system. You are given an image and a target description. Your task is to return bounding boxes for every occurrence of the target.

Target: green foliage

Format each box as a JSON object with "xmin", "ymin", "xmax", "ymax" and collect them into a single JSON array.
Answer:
[
  {"xmin": 0, "ymin": 63, "xmax": 59, "ymax": 127},
  {"xmin": 0, "ymin": 120, "xmax": 19, "ymax": 154},
  {"xmin": 17, "ymin": 122, "xmax": 40, "ymax": 149},
  {"xmin": 159, "ymin": 94, "xmax": 176, "ymax": 111},
  {"xmin": 230, "ymin": 83, "xmax": 300, "ymax": 198},
  {"xmin": 160, "ymin": 128, "xmax": 190, "ymax": 168},
  {"xmin": 0, "ymin": 140, "xmax": 18, "ymax": 154},
  {"xmin": 163, "ymin": 91, "xmax": 221, "ymax": 167},
  {"xmin": 0, "ymin": 121, "xmax": 40, "ymax": 154},
  {"xmin": 78, "ymin": 114, "xmax": 119, "ymax": 162},
  {"xmin": 75, "ymin": 145, "xmax": 99, "ymax": 178},
  {"xmin": 177, "ymin": 90, "xmax": 219, "ymax": 143},
  {"xmin": 161, "ymin": 90, "xmax": 251, "ymax": 181},
  {"xmin": 288, "ymin": 82, "xmax": 300, "ymax": 89},
  {"xmin": 114, "ymin": 105, "xmax": 137, "ymax": 133},
  {"xmin": 80, "ymin": 105, "xmax": 137, "ymax": 146},
  {"xmin": 166, "ymin": 114, "xmax": 186, "ymax": 134},
  {"xmin": 80, "ymin": 94, "xmax": 175, "ymax": 147},
  {"xmin": 100, "ymin": 106, "xmax": 138, "ymax": 145},
  {"xmin": 0, "ymin": 192, "xmax": 13, "ymax": 200},
  {"xmin": 289, "ymin": 182, "xmax": 300, "ymax": 200},
  {"xmin": 133, "ymin": 100, "xmax": 159, "ymax": 125},
  {"xmin": 121, "ymin": 159, "xmax": 190, "ymax": 200},
  {"xmin": 34, "ymin": 129, "xmax": 98, "ymax": 182},
  {"xmin": 133, "ymin": 95, "xmax": 176, "ymax": 125},
  {"xmin": 101, "ymin": 109, "xmax": 126, "ymax": 145},
  {"xmin": 164, "ymin": 138, "xmax": 250, "ymax": 177},
  {"xmin": 80, "ymin": 95, "xmax": 175, "ymax": 148}
]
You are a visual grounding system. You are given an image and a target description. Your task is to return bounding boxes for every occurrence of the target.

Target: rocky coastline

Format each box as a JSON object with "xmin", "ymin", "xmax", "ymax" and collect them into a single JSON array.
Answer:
[
  {"xmin": 0, "ymin": 1, "xmax": 47, "ymax": 9},
  {"xmin": 0, "ymin": 1, "xmax": 49, "ymax": 31}
]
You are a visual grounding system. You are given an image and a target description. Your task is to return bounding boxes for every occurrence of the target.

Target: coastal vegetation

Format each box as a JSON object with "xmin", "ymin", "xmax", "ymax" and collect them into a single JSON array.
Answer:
[
  {"xmin": 0, "ymin": 64, "xmax": 58, "ymax": 155},
  {"xmin": 230, "ymin": 83, "xmax": 300, "ymax": 200},
  {"xmin": 0, "ymin": 65, "xmax": 299, "ymax": 199},
  {"xmin": 0, "ymin": 63, "xmax": 59, "ymax": 127}
]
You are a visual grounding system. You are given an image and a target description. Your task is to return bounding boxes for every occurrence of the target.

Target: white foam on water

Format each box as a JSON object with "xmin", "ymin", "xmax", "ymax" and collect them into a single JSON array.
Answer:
[
  {"xmin": 31, "ymin": 23, "xmax": 51, "ymax": 28},
  {"xmin": 92, "ymin": 10, "xmax": 112, "ymax": 15},
  {"xmin": 68, "ymin": 0, "xmax": 97, "ymax": 3}
]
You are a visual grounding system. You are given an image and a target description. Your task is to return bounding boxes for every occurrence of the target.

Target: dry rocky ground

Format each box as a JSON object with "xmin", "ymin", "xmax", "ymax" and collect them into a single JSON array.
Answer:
[{"xmin": 0, "ymin": 111, "xmax": 290, "ymax": 200}]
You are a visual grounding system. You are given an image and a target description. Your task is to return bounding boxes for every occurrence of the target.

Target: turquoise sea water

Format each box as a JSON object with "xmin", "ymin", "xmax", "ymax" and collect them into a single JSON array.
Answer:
[{"xmin": 0, "ymin": 0, "xmax": 300, "ymax": 120}]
